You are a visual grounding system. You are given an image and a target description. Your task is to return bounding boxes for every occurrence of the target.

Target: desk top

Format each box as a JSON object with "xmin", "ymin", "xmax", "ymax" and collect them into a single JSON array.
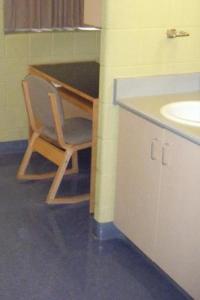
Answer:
[{"xmin": 30, "ymin": 61, "xmax": 99, "ymax": 99}]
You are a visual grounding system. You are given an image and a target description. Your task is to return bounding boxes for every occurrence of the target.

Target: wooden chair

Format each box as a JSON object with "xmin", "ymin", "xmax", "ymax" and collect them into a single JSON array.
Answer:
[{"xmin": 17, "ymin": 75, "xmax": 92, "ymax": 205}]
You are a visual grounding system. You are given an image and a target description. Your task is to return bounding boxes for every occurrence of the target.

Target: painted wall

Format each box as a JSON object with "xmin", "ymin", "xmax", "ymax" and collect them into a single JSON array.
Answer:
[
  {"xmin": 95, "ymin": 0, "xmax": 200, "ymax": 222},
  {"xmin": 0, "ymin": 0, "xmax": 100, "ymax": 141}
]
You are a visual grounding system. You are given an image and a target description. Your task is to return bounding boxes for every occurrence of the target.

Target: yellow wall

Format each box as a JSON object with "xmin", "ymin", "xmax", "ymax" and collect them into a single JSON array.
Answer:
[
  {"xmin": 95, "ymin": 0, "xmax": 200, "ymax": 222},
  {"xmin": 0, "ymin": 0, "xmax": 100, "ymax": 141}
]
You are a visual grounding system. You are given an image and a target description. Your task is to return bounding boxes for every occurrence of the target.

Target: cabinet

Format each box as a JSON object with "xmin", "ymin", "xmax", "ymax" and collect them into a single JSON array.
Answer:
[
  {"xmin": 84, "ymin": 0, "xmax": 101, "ymax": 28},
  {"xmin": 155, "ymin": 129, "xmax": 200, "ymax": 299},
  {"xmin": 114, "ymin": 108, "xmax": 163, "ymax": 260},
  {"xmin": 114, "ymin": 108, "xmax": 200, "ymax": 299}
]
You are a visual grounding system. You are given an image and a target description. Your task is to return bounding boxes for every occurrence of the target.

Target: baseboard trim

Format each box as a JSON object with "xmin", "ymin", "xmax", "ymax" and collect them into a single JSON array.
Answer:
[
  {"xmin": 0, "ymin": 140, "xmax": 28, "ymax": 154},
  {"xmin": 92, "ymin": 219, "xmax": 124, "ymax": 240},
  {"xmin": 92, "ymin": 218, "xmax": 192, "ymax": 299}
]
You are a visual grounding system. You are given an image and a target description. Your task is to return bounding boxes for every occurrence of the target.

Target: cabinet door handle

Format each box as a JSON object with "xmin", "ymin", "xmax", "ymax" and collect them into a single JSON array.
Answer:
[
  {"xmin": 151, "ymin": 139, "xmax": 158, "ymax": 160},
  {"xmin": 162, "ymin": 143, "xmax": 170, "ymax": 166}
]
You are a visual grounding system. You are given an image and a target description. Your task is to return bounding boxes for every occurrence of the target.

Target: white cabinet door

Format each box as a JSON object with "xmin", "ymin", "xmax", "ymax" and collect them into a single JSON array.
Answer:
[
  {"xmin": 114, "ymin": 109, "xmax": 164, "ymax": 259},
  {"xmin": 114, "ymin": 109, "xmax": 200, "ymax": 298},
  {"xmin": 155, "ymin": 130, "xmax": 200, "ymax": 299},
  {"xmin": 84, "ymin": 0, "xmax": 101, "ymax": 27}
]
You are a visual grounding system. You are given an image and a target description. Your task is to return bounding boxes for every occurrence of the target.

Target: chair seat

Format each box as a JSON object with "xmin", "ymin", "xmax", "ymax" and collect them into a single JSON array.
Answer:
[{"xmin": 43, "ymin": 117, "xmax": 92, "ymax": 145}]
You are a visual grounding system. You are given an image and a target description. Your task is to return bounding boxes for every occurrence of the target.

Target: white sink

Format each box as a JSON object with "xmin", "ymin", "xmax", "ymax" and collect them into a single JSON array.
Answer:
[{"xmin": 160, "ymin": 101, "xmax": 200, "ymax": 127}]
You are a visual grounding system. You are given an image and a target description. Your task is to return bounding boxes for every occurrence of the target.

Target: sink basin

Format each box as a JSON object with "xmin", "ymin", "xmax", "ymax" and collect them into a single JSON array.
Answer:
[{"xmin": 160, "ymin": 101, "xmax": 200, "ymax": 127}]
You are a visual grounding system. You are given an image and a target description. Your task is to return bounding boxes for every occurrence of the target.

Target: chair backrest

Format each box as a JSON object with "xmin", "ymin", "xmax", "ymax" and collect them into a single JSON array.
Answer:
[{"xmin": 24, "ymin": 75, "xmax": 65, "ymax": 130}]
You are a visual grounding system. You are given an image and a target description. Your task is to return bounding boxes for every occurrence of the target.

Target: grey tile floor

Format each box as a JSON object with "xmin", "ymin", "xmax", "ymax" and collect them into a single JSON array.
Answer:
[{"xmin": 0, "ymin": 152, "xmax": 192, "ymax": 300}]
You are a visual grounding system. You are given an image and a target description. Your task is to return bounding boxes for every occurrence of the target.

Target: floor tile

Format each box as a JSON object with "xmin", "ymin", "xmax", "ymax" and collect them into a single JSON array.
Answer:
[{"xmin": 0, "ymin": 153, "xmax": 192, "ymax": 300}]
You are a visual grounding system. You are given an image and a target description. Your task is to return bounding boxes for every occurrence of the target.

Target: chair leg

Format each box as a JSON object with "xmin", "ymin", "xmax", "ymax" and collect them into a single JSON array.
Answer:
[
  {"xmin": 17, "ymin": 132, "xmax": 39, "ymax": 179},
  {"xmin": 17, "ymin": 135, "xmax": 79, "ymax": 182},
  {"xmin": 17, "ymin": 132, "xmax": 58, "ymax": 180},
  {"xmin": 46, "ymin": 149, "xmax": 73, "ymax": 204},
  {"xmin": 56, "ymin": 152, "xmax": 78, "ymax": 177},
  {"xmin": 71, "ymin": 152, "xmax": 79, "ymax": 173},
  {"xmin": 46, "ymin": 149, "xmax": 89, "ymax": 205}
]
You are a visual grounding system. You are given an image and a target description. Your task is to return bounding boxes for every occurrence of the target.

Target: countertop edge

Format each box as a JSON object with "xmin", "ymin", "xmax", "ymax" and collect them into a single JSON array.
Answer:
[{"xmin": 116, "ymin": 98, "xmax": 200, "ymax": 146}]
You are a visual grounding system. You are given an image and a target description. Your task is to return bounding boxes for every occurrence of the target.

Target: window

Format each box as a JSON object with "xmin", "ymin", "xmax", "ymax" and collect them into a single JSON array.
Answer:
[{"xmin": 4, "ymin": 0, "xmax": 86, "ymax": 33}]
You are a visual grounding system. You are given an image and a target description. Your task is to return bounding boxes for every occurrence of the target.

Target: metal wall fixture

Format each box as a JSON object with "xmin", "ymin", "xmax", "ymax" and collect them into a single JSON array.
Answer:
[{"xmin": 166, "ymin": 29, "xmax": 190, "ymax": 38}]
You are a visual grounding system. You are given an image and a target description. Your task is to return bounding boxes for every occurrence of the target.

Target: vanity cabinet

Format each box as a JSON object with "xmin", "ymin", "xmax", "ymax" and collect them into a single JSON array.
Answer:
[
  {"xmin": 155, "ymin": 129, "xmax": 200, "ymax": 299},
  {"xmin": 114, "ymin": 108, "xmax": 200, "ymax": 299},
  {"xmin": 84, "ymin": 0, "xmax": 101, "ymax": 28},
  {"xmin": 114, "ymin": 108, "xmax": 163, "ymax": 260}
]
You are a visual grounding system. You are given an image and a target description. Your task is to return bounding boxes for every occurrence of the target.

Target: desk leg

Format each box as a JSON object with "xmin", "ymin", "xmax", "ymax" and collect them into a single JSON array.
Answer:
[{"xmin": 90, "ymin": 101, "xmax": 98, "ymax": 214}]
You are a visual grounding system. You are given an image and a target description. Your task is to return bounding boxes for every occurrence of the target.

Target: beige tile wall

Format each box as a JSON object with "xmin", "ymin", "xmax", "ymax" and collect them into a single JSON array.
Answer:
[
  {"xmin": 95, "ymin": 0, "xmax": 200, "ymax": 222},
  {"xmin": 0, "ymin": 0, "xmax": 100, "ymax": 141}
]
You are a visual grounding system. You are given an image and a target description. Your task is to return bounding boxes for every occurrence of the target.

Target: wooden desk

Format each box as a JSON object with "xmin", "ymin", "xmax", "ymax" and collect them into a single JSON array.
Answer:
[{"xmin": 29, "ymin": 61, "xmax": 100, "ymax": 213}]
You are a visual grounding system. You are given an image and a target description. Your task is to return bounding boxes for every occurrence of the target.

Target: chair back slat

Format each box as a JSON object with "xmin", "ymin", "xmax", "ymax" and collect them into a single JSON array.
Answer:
[{"xmin": 24, "ymin": 75, "xmax": 65, "ymax": 130}]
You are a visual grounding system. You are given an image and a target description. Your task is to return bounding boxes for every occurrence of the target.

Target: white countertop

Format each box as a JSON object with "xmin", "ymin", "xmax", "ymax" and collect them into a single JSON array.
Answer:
[{"xmin": 117, "ymin": 91, "xmax": 200, "ymax": 145}]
